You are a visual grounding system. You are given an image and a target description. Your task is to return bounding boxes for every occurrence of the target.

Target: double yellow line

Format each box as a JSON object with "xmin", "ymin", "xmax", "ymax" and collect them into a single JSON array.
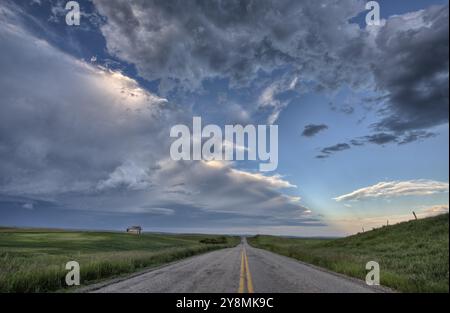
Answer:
[{"xmin": 238, "ymin": 247, "xmax": 254, "ymax": 293}]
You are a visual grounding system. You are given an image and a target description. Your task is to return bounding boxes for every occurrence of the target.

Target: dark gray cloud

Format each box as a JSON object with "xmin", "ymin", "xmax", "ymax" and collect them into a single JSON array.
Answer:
[
  {"xmin": 92, "ymin": 0, "xmax": 368, "ymax": 94},
  {"xmin": 398, "ymin": 130, "xmax": 437, "ymax": 145},
  {"xmin": 371, "ymin": 5, "xmax": 449, "ymax": 133},
  {"xmin": 92, "ymin": 0, "xmax": 448, "ymax": 143},
  {"xmin": 351, "ymin": 131, "xmax": 436, "ymax": 147},
  {"xmin": 316, "ymin": 143, "xmax": 351, "ymax": 158},
  {"xmin": 329, "ymin": 102, "xmax": 355, "ymax": 115},
  {"xmin": 323, "ymin": 130, "xmax": 437, "ymax": 158},
  {"xmin": 302, "ymin": 124, "xmax": 329, "ymax": 137},
  {"xmin": 361, "ymin": 133, "xmax": 398, "ymax": 145},
  {"xmin": 350, "ymin": 139, "xmax": 365, "ymax": 146},
  {"xmin": 340, "ymin": 105, "xmax": 355, "ymax": 115},
  {"xmin": 322, "ymin": 143, "xmax": 351, "ymax": 154},
  {"xmin": 321, "ymin": 5, "xmax": 449, "ymax": 160}
]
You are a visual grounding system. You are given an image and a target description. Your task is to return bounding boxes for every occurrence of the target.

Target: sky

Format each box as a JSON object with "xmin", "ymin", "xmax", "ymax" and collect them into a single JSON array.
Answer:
[{"xmin": 0, "ymin": 0, "xmax": 448, "ymax": 236}]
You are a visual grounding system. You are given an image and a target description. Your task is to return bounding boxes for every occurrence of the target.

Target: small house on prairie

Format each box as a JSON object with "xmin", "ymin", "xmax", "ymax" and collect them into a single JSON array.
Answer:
[{"xmin": 126, "ymin": 226, "xmax": 142, "ymax": 235}]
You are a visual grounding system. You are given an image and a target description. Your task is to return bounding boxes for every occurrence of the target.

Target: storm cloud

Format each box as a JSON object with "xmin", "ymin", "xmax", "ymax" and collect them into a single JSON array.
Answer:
[
  {"xmin": 92, "ymin": 0, "xmax": 448, "ymax": 146},
  {"xmin": 0, "ymin": 4, "xmax": 313, "ymax": 230},
  {"xmin": 1, "ymin": 0, "xmax": 448, "ymax": 234},
  {"xmin": 92, "ymin": 0, "xmax": 370, "ymax": 94},
  {"xmin": 371, "ymin": 5, "xmax": 449, "ymax": 133}
]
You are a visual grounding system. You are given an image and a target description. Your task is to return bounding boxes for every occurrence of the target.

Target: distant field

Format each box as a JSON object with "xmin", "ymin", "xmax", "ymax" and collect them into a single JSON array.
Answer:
[
  {"xmin": 248, "ymin": 214, "xmax": 449, "ymax": 293},
  {"xmin": 0, "ymin": 229, "xmax": 239, "ymax": 292}
]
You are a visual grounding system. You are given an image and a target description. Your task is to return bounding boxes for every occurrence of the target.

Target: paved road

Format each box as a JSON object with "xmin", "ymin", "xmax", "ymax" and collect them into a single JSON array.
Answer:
[{"xmin": 92, "ymin": 238, "xmax": 382, "ymax": 293}]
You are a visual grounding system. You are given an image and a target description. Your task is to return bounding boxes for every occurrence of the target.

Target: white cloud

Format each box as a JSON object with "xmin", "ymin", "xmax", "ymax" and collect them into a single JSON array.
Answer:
[
  {"xmin": 22, "ymin": 202, "xmax": 34, "ymax": 210},
  {"xmin": 334, "ymin": 180, "xmax": 449, "ymax": 202},
  {"xmin": 96, "ymin": 160, "xmax": 153, "ymax": 191},
  {"xmin": 229, "ymin": 169, "xmax": 297, "ymax": 189},
  {"xmin": 257, "ymin": 74, "xmax": 300, "ymax": 124},
  {"xmin": 0, "ymin": 7, "xmax": 172, "ymax": 197},
  {"xmin": 331, "ymin": 204, "xmax": 448, "ymax": 234},
  {"xmin": 94, "ymin": 159, "xmax": 305, "ymax": 217},
  {"xmin": 421, "ymin": 204, "xmax": 449, "ymax": 217},
  {"xmin": 130, "ymin": 207, "xmax": 175, "ymax": 215}
]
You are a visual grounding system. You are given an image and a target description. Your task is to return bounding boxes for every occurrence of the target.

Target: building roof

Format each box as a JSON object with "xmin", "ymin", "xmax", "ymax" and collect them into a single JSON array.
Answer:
[{"xmin": 127, "ymin": 226, "xmax": 142, "ymax": 230}]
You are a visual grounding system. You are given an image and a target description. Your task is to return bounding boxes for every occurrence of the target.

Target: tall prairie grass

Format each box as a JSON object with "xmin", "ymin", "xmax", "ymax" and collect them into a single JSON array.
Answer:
[
  {"xmin": 0, "ymin": 230, "xmax": 238, "ymax": 292},
  {"xmin": 248, "ymin": 214, "xmax": 449, "ymax": 293}
]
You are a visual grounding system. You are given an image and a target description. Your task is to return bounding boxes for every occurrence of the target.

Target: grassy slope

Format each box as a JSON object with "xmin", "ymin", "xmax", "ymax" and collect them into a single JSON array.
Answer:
[
  {"xmin": 0, "ymin": 229, "xmax": 239, "ymax": 292},
  {"xmin": 248, "ymin": 214, "xmax": 449, "ymax": 292}
]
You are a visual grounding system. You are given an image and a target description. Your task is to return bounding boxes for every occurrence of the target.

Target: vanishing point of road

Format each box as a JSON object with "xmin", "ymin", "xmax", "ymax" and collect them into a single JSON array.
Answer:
[{"xmin": 91, "ymin": 238, "xmax": 385, "ymax": 293}]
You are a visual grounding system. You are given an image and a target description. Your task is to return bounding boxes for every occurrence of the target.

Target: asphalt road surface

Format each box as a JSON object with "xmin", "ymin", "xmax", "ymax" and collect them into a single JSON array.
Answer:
[{"xmin": 92, "ymin": 238, "xmax": 383, "ymax": 293}]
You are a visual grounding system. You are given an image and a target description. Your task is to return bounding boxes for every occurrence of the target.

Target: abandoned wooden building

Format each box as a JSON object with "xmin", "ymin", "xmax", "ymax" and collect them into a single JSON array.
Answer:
[{"xmin": 126, "ymin": 226, "xmax": 142, "ymax": 235}]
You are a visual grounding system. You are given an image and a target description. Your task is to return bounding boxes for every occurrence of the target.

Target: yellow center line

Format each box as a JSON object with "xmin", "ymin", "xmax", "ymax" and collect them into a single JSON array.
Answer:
[
  {"xmin": 244, "ymin": 247, "xmax": 254, "ymax": 293},
  {"xmin": 237, "ymin": 245, "xmax": 255, "ymax": 293}
]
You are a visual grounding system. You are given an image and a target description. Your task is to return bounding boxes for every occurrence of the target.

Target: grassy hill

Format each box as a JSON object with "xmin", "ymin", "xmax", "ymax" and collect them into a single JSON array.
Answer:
[
  {"xmin": 0, "ymin": 229, "xmax": 239, "ymax": 292},
  {"xmin": 248, "ymin": 214, "xmax": 449, "ymax": 292}
]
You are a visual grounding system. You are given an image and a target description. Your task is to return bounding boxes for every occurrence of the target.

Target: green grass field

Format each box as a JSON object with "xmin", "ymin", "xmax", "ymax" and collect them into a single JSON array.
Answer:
[
  {"xmin": 0, "ymin": 229, "xmax": 239, "ymax": 292},
  {"xmin": 248, "ymin": 214, "xmax": 449, "ymax": 293}
]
